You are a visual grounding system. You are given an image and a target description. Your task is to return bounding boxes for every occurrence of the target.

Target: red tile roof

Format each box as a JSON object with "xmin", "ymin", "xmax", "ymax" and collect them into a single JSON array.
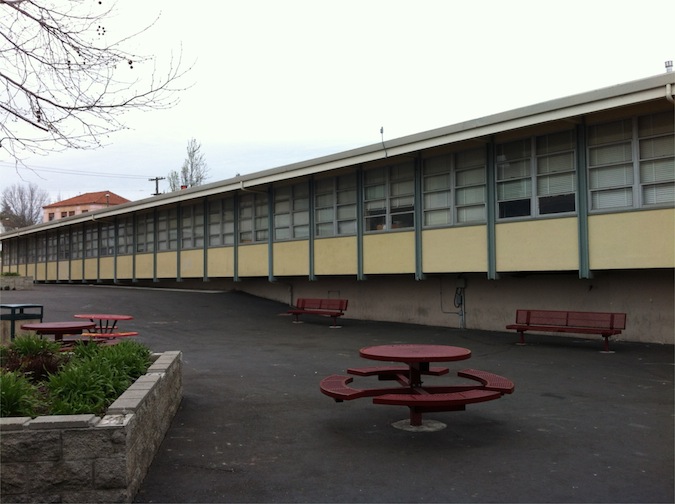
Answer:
[{"xmin": 43, "ymin": 191, "xmax": 130, "ymax": 209}]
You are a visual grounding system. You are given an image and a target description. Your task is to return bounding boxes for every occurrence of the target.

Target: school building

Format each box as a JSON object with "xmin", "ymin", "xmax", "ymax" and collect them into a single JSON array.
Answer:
[{"xmin": 2, "ymin": 73, "xmax": 674, "ymax": 344}]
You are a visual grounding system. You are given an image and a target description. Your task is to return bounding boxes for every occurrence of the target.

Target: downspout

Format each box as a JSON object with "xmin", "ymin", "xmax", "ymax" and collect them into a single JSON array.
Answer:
[{"xmin": 666, "ymin": 83, "xmax": 674, "ymax": 105}]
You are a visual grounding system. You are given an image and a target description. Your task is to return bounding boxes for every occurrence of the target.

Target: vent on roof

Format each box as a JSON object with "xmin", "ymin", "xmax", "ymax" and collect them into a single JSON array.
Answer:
[{"xmin": 666, "ymin": 60, "xmax": 673, "ymax": 73}]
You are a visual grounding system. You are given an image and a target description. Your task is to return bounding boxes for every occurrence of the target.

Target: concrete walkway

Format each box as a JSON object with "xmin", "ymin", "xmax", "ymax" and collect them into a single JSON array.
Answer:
[{"xmin": 3, "ymin": 284, "xmax": 673, "ymax": 503}]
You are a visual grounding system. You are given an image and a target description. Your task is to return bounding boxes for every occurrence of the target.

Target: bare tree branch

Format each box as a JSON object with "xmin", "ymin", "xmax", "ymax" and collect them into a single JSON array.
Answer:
[{"xmin": 0, "ymin": 0, "xmax": 192, "ymax": 161}]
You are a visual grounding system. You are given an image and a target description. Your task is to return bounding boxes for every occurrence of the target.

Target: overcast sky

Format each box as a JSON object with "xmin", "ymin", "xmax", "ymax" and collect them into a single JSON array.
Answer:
[{"xmin": 2, "ymin": 0, "xmax": 673, "ymax": 203}]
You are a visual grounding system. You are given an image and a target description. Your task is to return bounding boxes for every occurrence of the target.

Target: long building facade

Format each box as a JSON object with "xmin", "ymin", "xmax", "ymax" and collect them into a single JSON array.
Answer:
[{"xmin": 2, "ymin": 73, "xmax": 674, "ymax": 344}]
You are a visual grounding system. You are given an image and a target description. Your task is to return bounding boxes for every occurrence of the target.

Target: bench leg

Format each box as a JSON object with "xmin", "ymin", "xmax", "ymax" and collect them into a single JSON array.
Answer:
[
  {"xmin": 516, "ymin": 331, "xmax": 526, "ymax": 345},
  {"xmin": 601, "ymin": 335, "xmax": 613, "ymax": 353},
  {"xmin": 329, "ymin": 316, "xmax": 342, "ymax": 329}
]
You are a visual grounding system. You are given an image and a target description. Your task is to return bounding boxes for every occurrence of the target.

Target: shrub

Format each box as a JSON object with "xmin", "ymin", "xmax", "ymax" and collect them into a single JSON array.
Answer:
[
  {"xmin": 0, "ymin": 371, "xmax": 41, "ymax": 417},
  {"xmin": 0, "ymin": 339, "xmax": 152, "ymax": 417}
]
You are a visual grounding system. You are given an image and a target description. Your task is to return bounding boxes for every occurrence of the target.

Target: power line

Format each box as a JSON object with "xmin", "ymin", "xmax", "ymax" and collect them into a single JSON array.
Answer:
[{"xmin": 0, "ymin": 161, "xmax": 155, "ymax": 180}]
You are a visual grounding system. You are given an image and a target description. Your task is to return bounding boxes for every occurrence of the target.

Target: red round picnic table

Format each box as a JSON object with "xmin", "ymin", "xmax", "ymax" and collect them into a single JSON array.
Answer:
[
  {"xmin": 73, "ymin": 313, "xmax": 133, "ymax": 333},
  {"xmin": 359, "ymin": 344, "xmax": 471, "ymax": 387},
  {"xmin": 20, "ymin": 321, "xmax": 96, "ymax": 342}
]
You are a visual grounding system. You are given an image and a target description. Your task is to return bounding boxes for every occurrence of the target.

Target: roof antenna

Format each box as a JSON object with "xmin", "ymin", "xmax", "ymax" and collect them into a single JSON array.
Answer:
[
  {"xmin": 380, "ymin": 127, "xmax": 388, "ymax": 158},
  {"xmin": 666, "ymin": 60, "xmax": 673, "ymax": 73}
]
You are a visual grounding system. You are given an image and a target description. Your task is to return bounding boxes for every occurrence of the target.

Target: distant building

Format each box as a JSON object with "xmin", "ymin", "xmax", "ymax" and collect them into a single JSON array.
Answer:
[{"xmin": 42, "ymin": 191, "xmax": 130, "ymax": 222}]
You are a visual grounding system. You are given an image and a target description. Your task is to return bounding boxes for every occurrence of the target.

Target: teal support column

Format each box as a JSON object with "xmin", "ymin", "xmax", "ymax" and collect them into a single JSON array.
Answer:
[
  {"xmin": 203, "ymin": 198, "xmax": 209, "ymax": 282},
  {"xmin": 356, "ymin": 166, "xmax": 366, "ymax": 281},
  {"xmin": 576, "ymin": 122, "xmax": 592, "ymax": 279},
  {"xmin": 486, "ymin": 139, "xmax": 498, "ymax": 280},
  {"xmin": 268, "ymin": 187, "xmax": 275, "ymax": 283},
  {"xmin": 152, "ymin": 208, "xmax": 159, "ymax": 283},
  {"xmin": 113, "ymin": 216, "xmax": 118, "ymax": 284},
  {"xmin": 132, "ymin": 212, "xmax": 137, "ymax": 283},
  {"xmin": 176, "ymin": 204, "xmax": 182, "ymax": 282},
  {"xmin": 414, "ymin": 154, "xmax": 425, "ymax": 281},
  {"xmin": 233, "ymin": 194, "xmax": 240, "ymax": 283},
  {"xmin": 308, "ymin": 177, "xmax": 317, "ymax": 281}
]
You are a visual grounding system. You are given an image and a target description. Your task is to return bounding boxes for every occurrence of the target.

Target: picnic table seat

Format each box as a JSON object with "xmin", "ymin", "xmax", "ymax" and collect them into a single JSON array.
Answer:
[{"xmin": 372, "ymin": 389, "xmax": 502, "ymax": 408}]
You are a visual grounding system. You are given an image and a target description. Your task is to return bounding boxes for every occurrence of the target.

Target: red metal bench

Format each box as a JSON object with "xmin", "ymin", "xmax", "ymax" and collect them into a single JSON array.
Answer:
[
  {"xmin": 319, "ymin": 375, "xmax": 405, "ymax": 402},
  {"xmin": 506, "ymin": 309, "xmax": 626, "ymax": 352},
  {"xmin": 287, "ymin": 298, "xmax": 348, "ymax": 328}
]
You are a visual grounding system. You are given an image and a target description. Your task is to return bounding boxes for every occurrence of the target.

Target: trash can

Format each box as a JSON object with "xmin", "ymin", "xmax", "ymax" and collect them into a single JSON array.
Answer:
[{"xmin": 1, "ymin": 304, "xmax": 44, "ymax": 344}]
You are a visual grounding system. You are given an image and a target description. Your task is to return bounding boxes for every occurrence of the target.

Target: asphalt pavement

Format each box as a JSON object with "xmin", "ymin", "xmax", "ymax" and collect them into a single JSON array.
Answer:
[{"xmin": 2, "ymin": 284, "xmax": 673, "ymax": 503}]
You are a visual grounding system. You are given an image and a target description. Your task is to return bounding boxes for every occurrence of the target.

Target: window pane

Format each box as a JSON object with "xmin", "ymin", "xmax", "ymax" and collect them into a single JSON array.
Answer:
[
  {"xmin": 537, "ymin": 173, "xmax": 575, "ymax": 196},
  {"xmin": 640, "ymin": 158, "xmax": 675, "ymax": 184},
  {"xmin": 638, "ymin": 111, "xmax": 674, "ymax": 136},
  {"xmin": 424, "ymin": 209, "xmax": 450, "ymax": 226},
  {"xmin": 456, "ymin": 186, "xmax": 485, "ymax": 205},
  {"xmin": 589, "ymin": 164, "xmax": 633, "ymax": 190},
  {"xmin": 365, "ymin": 185, "xmax": 385, "ymax": 200},
  {"xmin": 589, "ymin": 119, "xmax": 632, "ymax": 145},
  {"xmin": 539, "ymin": 194, "xmax": 575, "ymax": 214},
  {"xmin": 457, "ymin": 205, "xmax": 485, "ymax": 223},
  {"xmin": 338, "ymin": 220, "xmax": 356, "ymax": 235},
  {"xmin": 498, "ymin": 159, "xmax": 530, "ymax": 180},
  {"xmin": 424, "ymin": 174, "xmax": 450, "ymax": 191},
  {"xmin": 456, "ymin": 167, "xmax": 485, "ymax": 186},
  {"xmin": 640, "ymin": 136, "xmax": 675, "ymax": 159},
  {"xmin": 498, "ymin": 179, "xmax": 531, "ymax": 200},
  {"xmin": 538, "ymin": 152, "xmax": 574, "ymax": 175},
  {"xmin": 643, "ymin": 183, "xmax": 675, "ymax": 205},
  {"xmin": 424, "ymin": 192, "xmax": 450, "ymax": 209},
  {"xmin": 316, "ymin": 208, "xmax": 334, "ymax": 223},
  {"xmin": 316, "ymin": 223, "xmax": 333, "ymax": 237},
  {"xmin": 592, "ymin": 188, "xmax": 633, "ymax": 209},
  {"xmin": 337, "ymin": 205, "xmax": 356, "ymax": 220},
  {"xmin": 589, "ymin": 143, "xmax": 632, "ymax": 166},
  {"xmin": 499, "ymin": 200, "xmax": 530, "ymax": 218}
]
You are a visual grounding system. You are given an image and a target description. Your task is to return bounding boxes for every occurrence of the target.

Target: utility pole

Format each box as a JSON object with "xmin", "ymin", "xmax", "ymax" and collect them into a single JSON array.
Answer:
[{"xmin": 148, "ymin": 177, "xmax": 166, "ymax": 196}]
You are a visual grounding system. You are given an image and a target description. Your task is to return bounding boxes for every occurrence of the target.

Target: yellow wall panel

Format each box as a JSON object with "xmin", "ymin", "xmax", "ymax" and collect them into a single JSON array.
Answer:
[
  {"xmin": 315, "ymin": 237, "xmax": 357, "ymax": 275},
  {"xmin": 589, "ymin": 209, "xmax": 675, "ymax": 269},
  {"xmin": 207, "ymin": 248, "xmax": 234, "ymax": 277},
  {"xmin": 57, "ymin": 262, "xmax": 69, "ymax": 281},
  {"xmin": 156, "ymin": 252, "xmax": 177, "ymax": 278},
  {"xmin": 116, "ymin": 256, "xmax": 133, "ymax": 280},
  {"xmin": 363, "ymin": 232, "xmax": 415, "ymax": 274},
  {"xmin": 99, "ymin": 257, "xmax": 114, "ymax": 280},
  {"xmin": 69, "ymin": 261, "xmax": 83, "ymax": 281},
  {"xmin": 135, "ymin": 254, "xmax": 154, "ymax": 279},
  {"xmin": 273, "ymin": 241, "xmax": 309, "ymax": 276},
  {"xmin": 422, "ymin": 226, "xmax": 487, "ymax": 273},
  {"xmin": 84, "ymin": 259, "xmax": 97, "ymax": 280},
  {"xmin": 496, "ymin": 218, "xmax": 579, "ymax": 271},
  {"xmin": 46, "ymin": 262, "xmax": 58, "ymax": 281},
  {"xmin": 238, "ymin": 244, "xmax": 268, "ymax": 277},
  {"xmin": 180, "ymin": 249, "xmax": 204, "ymax": 278}
]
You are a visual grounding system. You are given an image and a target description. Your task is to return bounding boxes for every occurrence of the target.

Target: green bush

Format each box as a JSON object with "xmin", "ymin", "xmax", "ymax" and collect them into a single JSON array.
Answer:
[
  {"xmin": 0, "ymin": 339, "xmax": 152, "ymax": 417},
  {"xmin": 0, "ymin": 371, "xmax": 41, "ymax": 417}
]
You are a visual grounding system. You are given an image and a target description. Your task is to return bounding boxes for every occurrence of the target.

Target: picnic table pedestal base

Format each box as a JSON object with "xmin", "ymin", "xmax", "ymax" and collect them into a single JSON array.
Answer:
[{"xmin": 392, "ymin": 418, "xmax": 447, "ymax": 432}]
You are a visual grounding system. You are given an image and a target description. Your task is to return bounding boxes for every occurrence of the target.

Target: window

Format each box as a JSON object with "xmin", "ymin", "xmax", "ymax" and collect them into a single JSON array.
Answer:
[
  {"xmin": 588, "ymin": 119, "xmax": 634, "ymax": 210},
  {"xmin": 364, "ymin": 163, "xmax": 414, "ymax": 232},
  {"xmin": 497, "ymin": 139, "xmax": 532, "ymax": 218},
  {"xmin": 422, "ymin": 147, "xmax": 487, "ymax": 227},
  {"xmin": 136, "ymin": 212, "xmax": 155, "ymax": 253},
  {"xmin": 455, "ymin": 148, "xmax": 487, "ymax": 223},
  {"xmin": 157, "ymin": 207, "xmax": 178, "ymax": 251},
  {"xmin": 48, "ymin": 213, "xmax": 55, "ymax": 221},
  {"xmin": 117, "ymin": 217, "xmax": 133, "ymax": 255},
  {"xmin": 589, "ymin": 112, "xmax": 675, "ymax": 210},
  {"xmin": 239, "ymin": 193, "xmax": 268, "ymax": 243},
  {"xmin": 536, "ymin": 130, "xmax": 576, "ymax": 214},
  {"xmin": 99, "ymin": 223, "xmax": 114, "ymax": 256},
  {"xmin": 181, "ymin": 203, "xmax": 205, "ymax": 249},
  {"xmin": 27, "ymin": 236, "xmax": 36, "ymax": 263},
  {"xmin": 497, "ymin": 131, "xmax": 576, "ymax": 218},
  {"xmin": 275, "ymin": 183, "xmax": 310, "ymax": 240},
  {"xmin": 639, "ymin": 111, "xmax": 674, "ymax": 206},
  {"xmin": 314, "ymin": 174, "xmax": 357, "ymax": 237},
  {"xmin": 37, "ymin": 234, "xmax": 46, "ymax": 262},
  {"xmin": 84, "ymin": 224, "xmax": 97, "ymax": 258},
  {"xmin": 72, "ymin": 228, "xmax": 83, "ymax": 260},
  {"xmin": 208, "ymin": 198, "xmax": 235, "ymax": 246},
  {"xmin": 58, "ymin": 232, "xmax": 69, "ymax": 260}
]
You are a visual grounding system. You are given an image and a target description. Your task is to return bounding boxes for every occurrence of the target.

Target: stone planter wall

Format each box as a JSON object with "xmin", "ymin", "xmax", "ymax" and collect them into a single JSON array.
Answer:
[
  {"xmin": 0, "ymin": 350, "xmax": 182, "ymax": 503},
  {"xmin": 0, "ymin": 275, "xmax": 33, "ymax": 290}
]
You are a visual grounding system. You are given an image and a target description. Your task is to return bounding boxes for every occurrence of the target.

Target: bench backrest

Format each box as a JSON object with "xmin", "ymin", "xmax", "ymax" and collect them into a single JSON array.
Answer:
[
  {"xmin": 296, "ymin": 298, "xmax": 348, "ymax": 312},
  {"xmin": 515, "ymin": 309, "xmax": 626, "ymax": 330}
]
